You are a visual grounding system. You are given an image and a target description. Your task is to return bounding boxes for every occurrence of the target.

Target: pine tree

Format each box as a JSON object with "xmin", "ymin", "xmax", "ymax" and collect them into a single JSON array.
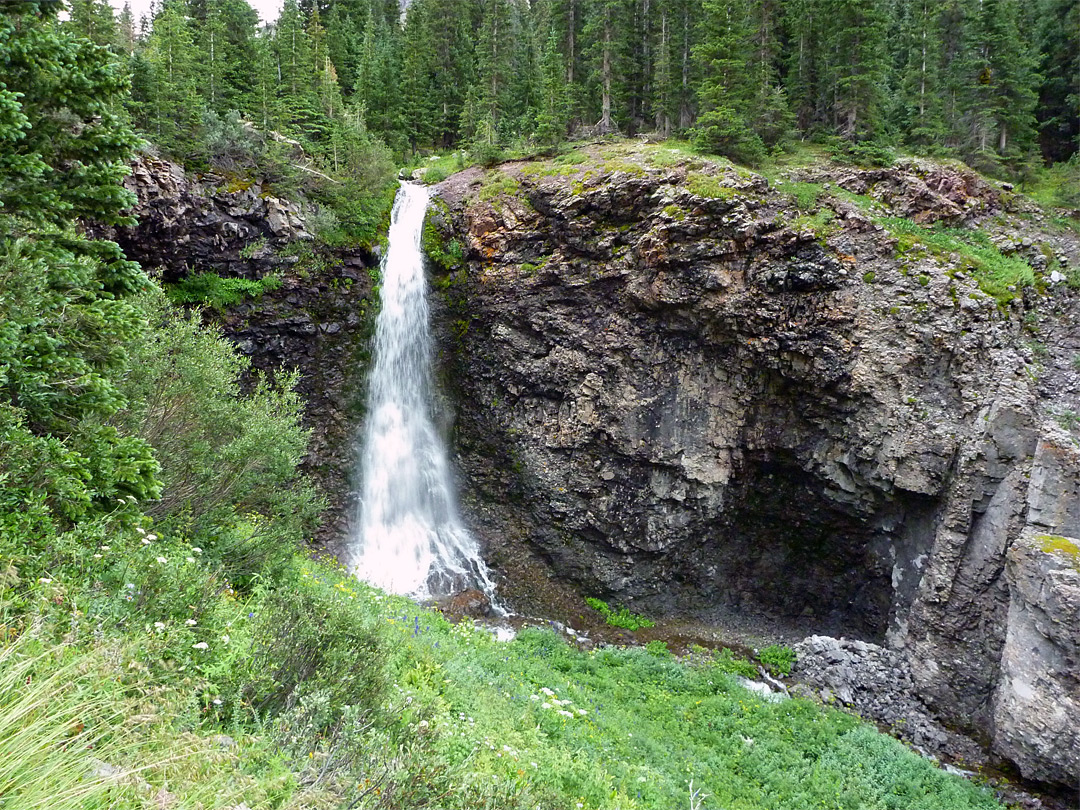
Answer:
[
  {"xmin": 894, "ymin": 0, "xmax": 947, "ymax": 147},
  {"xmin": 822, "ymin": 0, "xmax": 889, "ymax": 140},
  {"xmin": 117, "ymin": 2, "xmax": 137, "ymax": 53},
  {"xmin": 354, "ymin": 6, "xmax": 404, "ymax": 146},
  {"xmin": 961, "ymin": 0, "xmax": 1040, "ymax": 162},
  {"xmin": 68, "ymin": 0, "xmax": 119, "ymax": 47},
  {"xmin": 693, "ymin": 0, "xmax": 764, "ymax": 162},
  {"xmin": 535, "ymin": 26, "xmax": 571, "ymax": 143},
  {"xmin": 466, "ymin": 0, "xmax": 515, "ymax": 144},
  {"xmin": 137, "ymin": 0, "xmax": 205, "ymax": 156},
  {"xmin": 745, "ymin": 0, "xmax": 792, "ymax": 147},
  {"xmin": 582, "ymin": 0, "xmax": 630, "ymax": 134},
  {"xmin": 1034, "ymin": 0, "xmax": 1080, "ymax": 161},
  {"xmin": 781, "ymin": 0, "xmax": 823, "ymax": 131},
  {"xmin": 0, "ymin": 1, "xmax": 160, "ymax": 514}
]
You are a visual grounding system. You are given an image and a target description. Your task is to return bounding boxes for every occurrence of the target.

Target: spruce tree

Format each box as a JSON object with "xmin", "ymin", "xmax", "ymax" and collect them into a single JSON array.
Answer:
[
  {"xmin": 693, "ymin": 0, "xmax": 764, "ymax": 162},
  {"xmin": 136, "ymin": 0, "xmax": 205, "ymax": 157},
  {"xmin": 961, "ymin": 0, "xmax": 1039, "ymax": 163},
  {"xmin": 1034, "ymin": 0, "xmax": 1080, "ymax": 161},
  {"xmin": 68, "ymin": 0, "xmax": 119, "ymax": 47},
  {"xmin": 535, "ymin": 26, "xmax": 572, "ymax": 143},
  {"xmin": 822, "ymin": 0, "xmax": 889, "ymax": 140},
  {"xmin": 894, "ymin": 0, "xmax": 947, "ymax": 147},
  {"xmin": 0, "ymin": 0, "xmax": 160, "ymax": 514}
]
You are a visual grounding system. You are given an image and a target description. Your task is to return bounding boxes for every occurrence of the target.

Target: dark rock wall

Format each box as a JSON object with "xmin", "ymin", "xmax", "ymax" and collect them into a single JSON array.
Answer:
[
  {"xmin": 432, "ymin": 153, "xmax": 1080, "ymax": 786},
  {"xmin": 103, "ymin": 156, "xmax": 379, "ymax": 541}
]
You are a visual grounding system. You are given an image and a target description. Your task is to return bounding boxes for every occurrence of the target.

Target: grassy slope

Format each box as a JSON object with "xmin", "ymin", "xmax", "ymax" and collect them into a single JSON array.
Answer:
[{"xmin": 2, "ymin": 552, "xmax": 1007, "ymax": 810}]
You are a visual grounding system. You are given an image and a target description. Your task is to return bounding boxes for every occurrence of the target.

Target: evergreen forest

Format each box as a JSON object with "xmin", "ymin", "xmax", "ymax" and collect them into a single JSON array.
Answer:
[{"xmin": 70, "ymin": 0, "xmax": 1079, "ymax": 179}]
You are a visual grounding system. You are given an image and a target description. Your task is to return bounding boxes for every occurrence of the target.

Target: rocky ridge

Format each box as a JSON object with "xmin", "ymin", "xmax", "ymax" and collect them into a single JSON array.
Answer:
[{"xmin": 429, "ymin": 144, "xmax": 1080, "ymax": 789}]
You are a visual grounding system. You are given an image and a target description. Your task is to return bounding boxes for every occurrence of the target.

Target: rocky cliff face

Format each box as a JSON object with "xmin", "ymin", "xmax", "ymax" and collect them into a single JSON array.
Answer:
[
  {"xmin": 101, "ymin": 156, "xmax": 379, "ymax": 540},
  {"xmin": 429, "ymin": 145, "xmax": 1080, "ymax": 788}
]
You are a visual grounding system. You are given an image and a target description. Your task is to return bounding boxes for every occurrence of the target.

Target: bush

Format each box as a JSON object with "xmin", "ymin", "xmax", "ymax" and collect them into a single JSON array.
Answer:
[
  {"xmin": 692, "ymin": 108, "xmax": 768, "ymax": 167},
  {"xmin": 235, "ymin": 568, "xmax": 386, "ymax": 728},
  {"xmin": 827, "ymin": 137, "xmax": 896, "ymax": 167},
  {"xmin": 115, "ymin": 289, "xmax": 324, "ymax": 580},
  {"xmin": 166, "ymin": 271, "xmax": 282, "ymax": 310},
  {"xmin": 758, "ymin": 644, "xmax": 796, "ymax": 676},
  {"xmin": 201, "ymin": 109, "xmax": 266, "ymax": 173},
  {"xmin": 585, "ymin": 597, "xmax": 655, "ymax": 630}
]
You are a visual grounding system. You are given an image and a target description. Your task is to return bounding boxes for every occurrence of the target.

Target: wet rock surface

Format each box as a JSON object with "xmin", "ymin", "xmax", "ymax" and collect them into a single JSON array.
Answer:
[{"xmin": 431, "ymin": 146, "xmax": 1080, "ymax": 789}]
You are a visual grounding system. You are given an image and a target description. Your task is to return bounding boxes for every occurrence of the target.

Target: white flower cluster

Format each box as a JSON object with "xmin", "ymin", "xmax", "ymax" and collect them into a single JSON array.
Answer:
[{"xmin": 530, "ymin": 687, "xmax": 588, "ymax": 719}]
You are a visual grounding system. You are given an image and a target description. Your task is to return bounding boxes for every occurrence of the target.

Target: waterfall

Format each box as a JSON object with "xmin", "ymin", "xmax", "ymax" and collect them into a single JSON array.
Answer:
[{"xmin": 350, "ymin": 182, "xmax": 497, "ymax": 603}]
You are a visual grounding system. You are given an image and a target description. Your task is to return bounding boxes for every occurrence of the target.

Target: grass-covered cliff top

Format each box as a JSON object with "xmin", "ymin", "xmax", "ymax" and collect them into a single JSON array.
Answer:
[{"xmin": 428, "ymin": 140, "xmax": 1079, "ymax": 308}]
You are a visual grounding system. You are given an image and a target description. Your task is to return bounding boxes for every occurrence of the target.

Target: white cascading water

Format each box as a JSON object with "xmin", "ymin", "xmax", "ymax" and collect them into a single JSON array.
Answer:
[{"xmin": 350, "ymin": 181, "xmax": 497, "ymax": 602}]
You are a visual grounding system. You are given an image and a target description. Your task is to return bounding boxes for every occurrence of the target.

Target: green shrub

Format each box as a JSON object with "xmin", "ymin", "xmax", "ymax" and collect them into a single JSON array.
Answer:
[
  {"xmin": 115, "ymin": 289, "xmax": 325, "ymax": 576},
  {"xmin": 235, "ymin": 566, "xmax": 386, "ymax": 728},
  {"xmin": 478, "ymin": 171, "xmax": 520, "ymax": 202},
  {"xmin": 758, "ymin": 644, "xmax": 796, "ymax": 676},
  {"xmin": 827, "ymin": 137, "xmax": 897, "ymax": 167},
  {"xmin": 469, "ymin": 139, "xmax": 507, "ymax": 168},
  {"xmin": 692, "ymin": 108, "xmax": 767, "ymax": 166},
  {"xmin": 166, "ymin": 271, "xmax": 282, "ymax": 309},
  {"xmin": 711, "ymin": 647, "xmax": 759, "ymax": 678},
  {"xmin": 645, "ymin": 639, "xmax": 673, "ymax": 658},
  {"xmin": 585, "ymin": 597, "xmax": 656, "ymax": 630},
  {"xmin": 787, "ymin": 181, "xmax": 823, "ymax": 210}
]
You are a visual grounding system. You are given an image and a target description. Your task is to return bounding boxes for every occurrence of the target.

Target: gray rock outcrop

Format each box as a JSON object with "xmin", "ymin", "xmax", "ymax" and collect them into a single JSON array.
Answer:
[{"xmin": 430, "ymin": 148, "xmax": 1080, "ymax": 787}]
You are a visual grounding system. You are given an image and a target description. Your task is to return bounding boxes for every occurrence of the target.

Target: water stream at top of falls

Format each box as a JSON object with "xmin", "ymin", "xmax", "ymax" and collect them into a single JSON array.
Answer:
[{"xmin": 350, "ymin": 182, "xmax": 498, "ymax": 603}]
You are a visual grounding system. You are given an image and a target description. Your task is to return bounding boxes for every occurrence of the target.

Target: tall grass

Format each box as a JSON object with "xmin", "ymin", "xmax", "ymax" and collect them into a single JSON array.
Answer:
[{"xmin": 0, "ymin": 640, "xmax": 145, "ymax": 809}]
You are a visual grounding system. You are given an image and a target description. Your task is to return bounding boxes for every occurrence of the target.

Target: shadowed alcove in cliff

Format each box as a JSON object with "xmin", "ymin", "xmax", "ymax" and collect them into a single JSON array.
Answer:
[{"xmin": 681, "ymin": 450, "xmax": 936, "ymax": 643}]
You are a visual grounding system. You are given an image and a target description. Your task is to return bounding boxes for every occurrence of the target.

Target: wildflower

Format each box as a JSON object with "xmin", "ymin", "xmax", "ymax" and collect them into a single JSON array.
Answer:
[
  {"xmin": 529, "ymin": 694, "xmax": 540, "ymax": 701},
  {"xmin": 558, "ymin": 710, "xmax": 574, "ymax": 718},
  {"xmin": 185, "ymin": 619, "xmax": 197, "ymax": 626},
  {"xmin": 192, "ymin": 642, "xmax": 209, "ymax": 650},
  {"xmin": 37, "ymin": 578, "xmax": 52, "ymax": 584},
  {"xmin": 154, "ymin": 622, "xmax": 165, "ymax": 630},
  {"xmin": 186, "ymin": 557, "xmax": 195, "ymax": 563},
  {"xmin": 136, "ymin": 528, "xmax": 146, "ymax": 535},
  {"xmin": 541, "ymin": 702, "xmax": 553, "ymax": 710},
  {"xmin": 127, "ymin": 495, "xmax": 137, "ymax": 503},
  {"xmin": 212, "ymin": 698, "xmax": 222, "ymax": 706},
  {"xmin": 117, "ymin": 498, "xmax": 126, "ymax": 505},
  {"xmin": 156, "ymin": 556, "xmax": 167, "ymax": 564},
  {"xmin": 101, "ymin": 545, "xmax": 110, "ymax": 550},
  {"xmin": 221, "ymin": 634, "xmax": 230, "ymax": 643},
  {"xmin": 93, "ymin": 554, "xmax": 102, "ymax": 559},
  {"xmin": 146, "ymin": 534, "xmax": 158, "ymax": 542},
  {"xmin": 577, "ymin": 709, "xmax": 588, "ymax": 716},
  {"xmin": 540, "ymin": 687, "xmax": 555, "ymax": 696},
  {"xmin": 192, "ymin": 547, "xmax": 202, "ymax": 554},
  {"xmin": 141, "ymin": 538, "xmax": 151, "ymax": 545}
]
